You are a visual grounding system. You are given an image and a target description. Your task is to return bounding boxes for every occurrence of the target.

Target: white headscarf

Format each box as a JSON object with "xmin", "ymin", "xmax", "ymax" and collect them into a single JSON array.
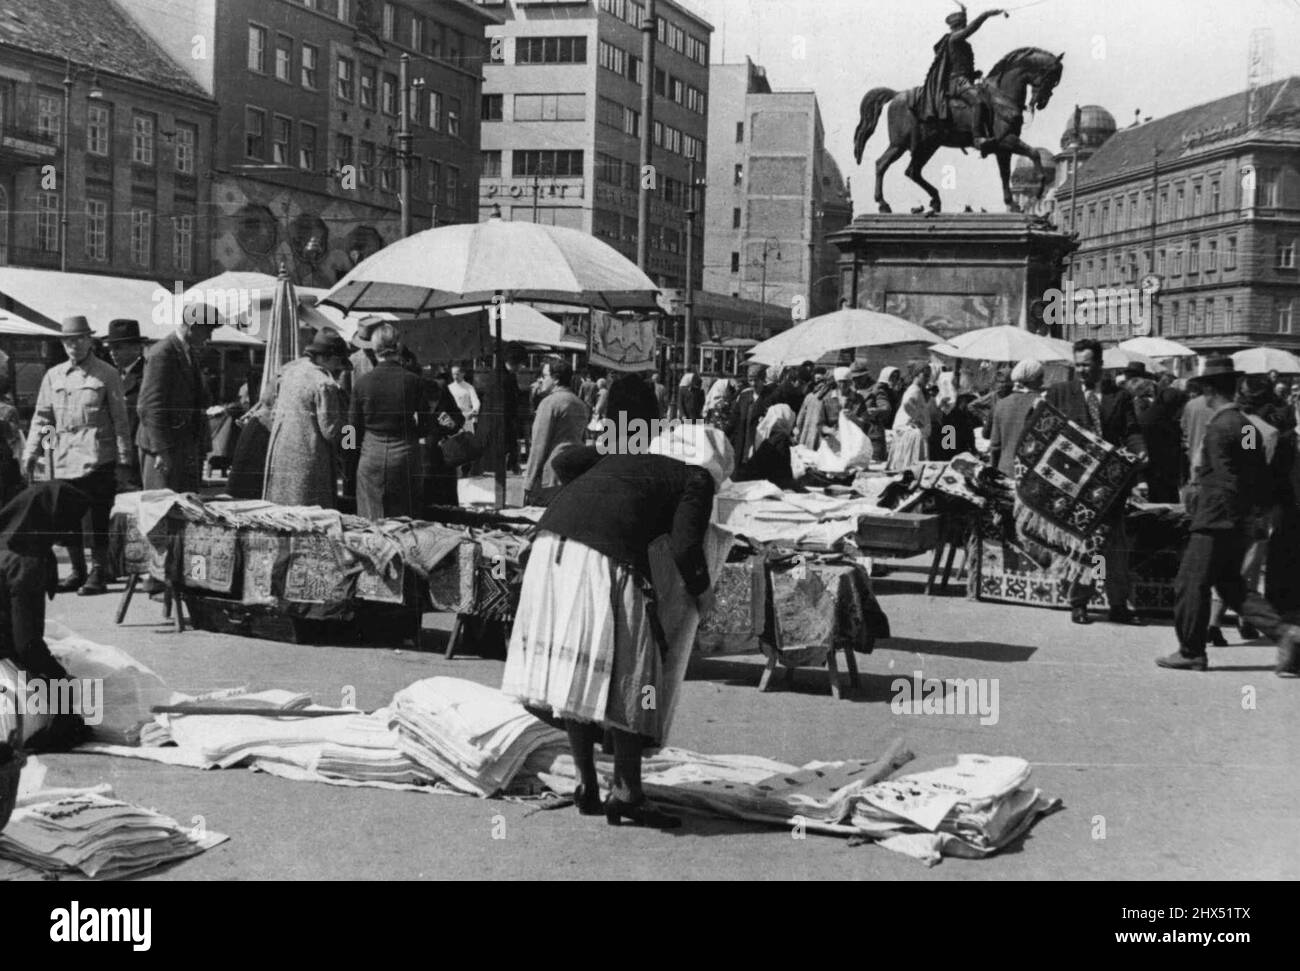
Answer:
[
  {"xmin": 833, "ymin": 366, "xmax": 852, "ymax": 383},
  {"xmin": 755, "ymin": 403, "xmax": 797, "ymax": 448},
  {"xmin": 647, "ymin": 422, "xmax": 736, "ymax": 488},
  {"xmin": 704, "ymin": 377, "xmax": 732, "ymax": 411},
  {"xmin": 877, "ymin": 366, "xmax": 900, "ymax": 387},
  {"xmin": 1010, "ymin": 359, "xmax": 1045, "ymax": 391}
]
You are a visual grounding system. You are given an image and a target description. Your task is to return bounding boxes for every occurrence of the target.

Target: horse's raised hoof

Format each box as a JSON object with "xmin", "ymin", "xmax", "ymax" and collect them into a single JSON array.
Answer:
[
  {"xmin": 1007, "ymin": 202, "xmax": 1023, "ymax": 214},
  {"xmin": 878, "ymin": 203, "xmax": 892, "ymax": 214}
]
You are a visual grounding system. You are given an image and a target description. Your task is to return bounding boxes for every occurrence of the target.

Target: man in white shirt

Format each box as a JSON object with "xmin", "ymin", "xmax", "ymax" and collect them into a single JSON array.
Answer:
[{"xmin": 449, "ymin": 365, "xmax": 480, "ymax": 434}]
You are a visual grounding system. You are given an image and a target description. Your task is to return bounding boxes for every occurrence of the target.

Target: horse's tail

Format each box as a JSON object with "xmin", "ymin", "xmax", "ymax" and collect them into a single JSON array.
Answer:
[{"xmin": 854, "ymin": 88, "xmax": 896, "ymax": 165}]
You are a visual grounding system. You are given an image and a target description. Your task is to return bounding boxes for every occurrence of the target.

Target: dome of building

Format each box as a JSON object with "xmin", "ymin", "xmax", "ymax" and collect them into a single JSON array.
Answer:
[
  {"xmin": 1010, "ymin": 148, "xmax": 1057, "ymax": 193},
  {"xmin": 1060, "ymin": 105, "xmax": 1117, "ymax": 150},
  {"xmin": 819, "ymin": 148, "xmax": 852, "ymax": 210}
]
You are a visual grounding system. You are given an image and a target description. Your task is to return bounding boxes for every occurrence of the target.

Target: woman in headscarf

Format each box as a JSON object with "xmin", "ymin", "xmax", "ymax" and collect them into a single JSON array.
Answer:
[
  {"xmin": 0, "ymin": 482, "xmax": 92, "ymax": 752},
  {"xmin": 503, "ymin": 423, "xmax": 733, "ymax": 830},
  {"xmin": 735, "ymin": 402, "xmax": 799, "ymax": 489},
  {"xmin": 702, "ymin": 376, "xmax": 735, "ymax": 432},
  {"xmin": 887, "ymin": 364, "xmax": 932, "ymax": 471},
  {"xmin": 988, "ymin": 360, "xmax": 1045, "ymax": 477}
]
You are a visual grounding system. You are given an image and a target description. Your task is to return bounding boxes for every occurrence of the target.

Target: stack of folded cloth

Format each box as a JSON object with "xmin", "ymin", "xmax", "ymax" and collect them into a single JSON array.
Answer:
[
  {"xmin": 310, "ymin": 708, "xmax": 435, "ymax": 786},
  {"xmin": 390, "ymin": 678, "xmax": 566, "ymax": 797},
  {"xmin": 847, "ymin": 754, "xmax": 1061, "ymax": 864},
  {"xmin": 0, "ymin": 790, "xmax": 226, "ymax": 879}
]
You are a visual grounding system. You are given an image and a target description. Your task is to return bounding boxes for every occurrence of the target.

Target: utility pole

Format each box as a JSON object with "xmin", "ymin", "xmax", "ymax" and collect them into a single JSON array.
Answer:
[
  {"xmin": 636, "ymin": 0, "xmax": 657, "ymax": 272},
  {"xmin": 398, "ymin": 54, "xmax": 413, "ymax": 239},
  {"xmin": 60, "ymin": 61, "xmax": 73, "ymax": 273},
  {"xmin": 684, "ymin": 157, "xmax": 697, "ymax": 377}
]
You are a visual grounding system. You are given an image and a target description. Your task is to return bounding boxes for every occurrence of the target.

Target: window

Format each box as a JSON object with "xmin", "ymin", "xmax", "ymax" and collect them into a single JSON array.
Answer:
[
  {"xmin": 731, "ymin": 252, "xmax": 740, "ymax": 273},
  {"xmin": 130, "ymin": 208, "xmax": 152, "ymax": 268},
  {"xmin": 36, "ymin": 193, "xmax": 59, "ymax": 253},
  {"xmin": 1086, "ymin": 204, "xmax": 1095, "ymax": 234},
  {"xmin": 37, "ymin": 92, "xmax": 62, "ymax": 143},
  {"xmin": 1279, "ymin": 239, "xmax": 1296, "ymax": 269},
  {"xmin": 1192, "ymin": 180, "xmax": 1203, "ymax": 216},
  {"xmin": 381, "ymin": 74, "xmax": 398, "ymax": 115},
  {"xmin": 86, "ymin": 103, "xmax": 110, "ymax": 156},
  {"xmin": 334, "ymin": 132, "xmax": 353, "ymax": 170},
  {"xmin": 1114, "ymin": 198, "xmax": 1123, "ymax": 231},
  {"xmin": 1259, "ymin": 168, "xmax": 1280, "ymax": 208},
  {"xmin": 732, "ymin": 208, "xmax": 741, "ymax": 229},
  {"xmin": 447, "ymin": 98, "xmax": 461, "ymax": 136},
  {"xmin": 360, "ymin": 65, "xmax": 376, "ymax": 109},
  {"xmin": 336, "ymin": 57, "xmax": 354, "ymax": 100},
  {"xmin": 248, "ymin": 24, "xmax": 267, "ymax": 72},
  {"xmin": 516, "ymin": 36, "xmax": 587, "ymax": 64},
  {"xmin": 1206, "ymin": 297, "xmax": 1217, "ymax": 332},
  {"xmin": 1175, "ymin": 185, "xmax": 1185, "ymax": 219},
  {"xmin": 379, "ymin": 152, "xmax": 394, "ymax": 192},
  {"xmin": 299, "ymin": 122, "xmax": 317, "ymax": 171},
  {"xmin": 654, "ymin": 69, "xmax": 666, "ymax": 97},
  {"xmin": 446, "ymin": 166, "xmax": 459, "ymax": 210},
  {"xmin": 1206, "ymin": 239, "xmax": 1217, "ymax": 271},
  {"xmin": 516, "ymin": 93, "xmax": 586, "ymax": 122},
  {"xmin": 486, "ymin": 34, "xmax": 502, "ymax": 62},
  {"xmin": 382, "ymin": 2, "xmax": 395, "ymax": 39},
  {"xmin": 1129, "ymin": 193, "xmax": 1139, "ymax": 229},
  {"xmin": 359, "ymin": 141, "xmax": 375, "ymax": 186},
  {"xmin": 83, "ymin": 198, "xmax": 107, "ymax": 260},
  {"xmin": 1210, "ymin": 179, "xmax": 1221, "ymax": 212},
  {"xmin": 1171, "ymin": 247, "xmax": 1182, "ymax": 276},
  {"xmin": 172, "ymin": 214, "xmax": 193, "ymax": 274},
  {"xmin": 734, "ymin": 164, "xmax": 743, "ymax": 186},
  {"xmin": 409, "ymin": 87, "xmax": 424, "ymax": 126},
  {"xmin": 1158, "ymin": 189, "xmax": 1168, "ymax": 220},
  {"xmin": 1169, "ymin": 300, "xmax": 1179, "ymax": 334},
  {"xmin": 426, "ymin": 159, "xmax": 441, "ymax": 205},
  {"xmin": 482, "ymin": 94, "xmax": 502, "ymax": 121},
  {"xmin": 412, "ymin": 15, "xmax": 425, "ymax": 52},
  {"xmin": 1188, "ymin": 241, "xmax": 1199, "ymax": 274},
  {"xmin": 1225, "ymin": 296, "xmax": 1233, "ymax": 330},
  {"xmin": 275, "ymin": 34, "xmax": 293, "ymax": 82},
  {"xmin": 132, "ymin": 113, "xmax": 155, "ymax": 166},
  {"xmin": 1226, "ymin": 236, "xmax": 1237, "ymax": 269},
  {"xmin": 335, "ymin": 0, "xmax": 350, "ymax": 19},
  {"xmin": 735, "ymin": 122, "xmax": 744, "ymax": 144},
  {"xmin": 428, "ymin": 91, "xmax": 442, "ymax": 130},
  {"xmin": 683, "ymin": 134, "xmax": 701, "ymax": 161},
  {"xmin": 302, "ymin": 44, "xmax": 319, "ymax": 88},
  {"xmin": 511, "ymin": 150, "xmax": 583, "ymax": 178},
  {"xmin": 627, "ymin": 54, "xmax": 642, "ymax": 85},
  {"xmin": 1278, "ymin": 298, "xmax": 1294, "ymax": 334},
  {"xmin": 670, "ymin": 77, "xmax": 684, "ymax": 105},
  {"xmin": 272, "ymin": 116, "xmax": 291, "ymax": 165},
  {"xmin": 1100, "ymin": 202, "xmax": 1109, "ymax": 232},
  {"xmin": 598, "ymin": 41, "xmax": 627, "ymax": 76},
  {"xmin": 175, "ymin": 123, "xmax": 196, "ymax": 174},
  {"xmin": 481, "ymin": 150, "xmax": 501, "ymax": 178},
  {"xmin": 245, "ymin": 107, "xmax": 265, "ymax": 159}
]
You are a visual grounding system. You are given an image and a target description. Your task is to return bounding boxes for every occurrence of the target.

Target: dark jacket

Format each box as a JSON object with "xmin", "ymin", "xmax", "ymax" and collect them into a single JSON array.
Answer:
[
  {"xmin": 1045, "ymin": 378, "xmax": 1146, "ymax": 455},
  {"xmin": 538, "ymin": 452, "xmax": 716, "ymax": 596},
  {"xmin": 120, "ymin": 357, "xmax": 145, "ymax": 446},
  {"xmin": 860, "ymin": 382, "xmax": 895, "ymax": 442},
  {"xmin": 989, "ymin": 391, "xmax": 1041, "ymax": 477},
  {"xmin": 930, "ymin": 397, "xmax": 979, "ymax": 460},
  {"xmin": 728, "ymin": 388, "xmax": 764, "ymax": 463},
  {"xmin": 1189, "ymin": 404, "xmax": 1269, "ymax": 533},
  {"xmin": 734, "ymin": 440, "xmax": 796, "ymax": 490},
  {"xmin": 350, "ymin": 360, "xmax": 426, "ymax": 443},
  {"xmin": 136, "ymin": 333, "xmax": 210, "ymax": 456}
]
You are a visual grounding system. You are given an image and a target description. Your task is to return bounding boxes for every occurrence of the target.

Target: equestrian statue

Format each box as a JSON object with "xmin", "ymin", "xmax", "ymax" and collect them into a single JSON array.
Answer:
[{"xmin": 853, "ymin": 4, "xmax": 1064, "ymax": 214}]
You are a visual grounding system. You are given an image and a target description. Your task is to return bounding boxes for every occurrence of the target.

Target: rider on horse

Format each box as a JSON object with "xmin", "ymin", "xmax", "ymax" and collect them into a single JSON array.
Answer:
[{"xmin": 921, "ymin": 5, "xmax": 1006, "ymax": 155}]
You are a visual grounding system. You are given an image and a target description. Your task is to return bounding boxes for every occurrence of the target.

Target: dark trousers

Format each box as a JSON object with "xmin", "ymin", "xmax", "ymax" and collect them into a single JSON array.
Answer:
[
  {"xmin": 1068, "ymin": 514, "xmax": 1131, "ymax": 610},
  {"xmin": 1173, "ymin": 529, "xmax": 1283, "ymax": 657},
  {"xmin": 64, "ymin": 465, "xmax": 116, "ymax": 577}
]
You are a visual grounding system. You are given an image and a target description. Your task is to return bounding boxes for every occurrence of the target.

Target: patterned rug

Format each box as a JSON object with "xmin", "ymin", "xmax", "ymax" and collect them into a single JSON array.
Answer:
[{"xmin": 1013, "ymin": 401, "xmax": 1140, "ymax": 583}]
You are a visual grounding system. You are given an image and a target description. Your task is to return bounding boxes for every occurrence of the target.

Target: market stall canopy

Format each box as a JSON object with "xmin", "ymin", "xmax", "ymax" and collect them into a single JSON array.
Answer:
[
  {"xmin": 1119, "ymin": 336, "xmax": 1195, "ymax": 359},
  {"xmin": 1232, "ymin": 346, "xmax": 1300, "ymax": 375},
  {"xmin": 930, "ymin": 325, "xmax": 1071, "ymax": 363},
  {"xmin": 179, "ymin": 271, "xmax": 377, "ymax": 343},
  {"xmin": 748, "ymin": 309, "xmax": 944, "ymax": 369},
  {"xmin": 321, "ymin": 215, "xmax": 663, "ymax": 315},
  {"xmin": 0, "ymin": 310, "xmax": 57, "ymax": 338},
  {"xmin": 1102, "ymin": 346, "xmax": 1167, "ymax": 373}
]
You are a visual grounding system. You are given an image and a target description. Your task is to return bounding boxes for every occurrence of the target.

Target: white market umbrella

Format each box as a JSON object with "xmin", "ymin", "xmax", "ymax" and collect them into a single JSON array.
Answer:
[
  {"xmin": 1102, "ymin": 346, "xmax": 1168, "ymax": 373},
  {"xmin": 180, "ymin": 271, "xmax": 360, "ymax": 344},
  {"xmin": 1232, "ymin": 346, "xmax": 1300, "ymax": 375},
  {"xmin": 931, "ymin": 325, "xmax": 1070, "ymax": 364},
  {"xmin": 748, "ymin": 309, "xmax": 943, "ymax": 369},
  {"xmin": 1119, "ymin": 336, "xmax": 1195, "ymax": 359},
  {"xmin": 0, "ymin": 311, "xmax": 57, "ymax": 338}
]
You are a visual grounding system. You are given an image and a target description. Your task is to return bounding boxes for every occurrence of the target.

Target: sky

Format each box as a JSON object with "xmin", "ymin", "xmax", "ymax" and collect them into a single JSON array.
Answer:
[{"xmin": 680, "ymin": 0, "xmax": 1300, "ymax": 213}]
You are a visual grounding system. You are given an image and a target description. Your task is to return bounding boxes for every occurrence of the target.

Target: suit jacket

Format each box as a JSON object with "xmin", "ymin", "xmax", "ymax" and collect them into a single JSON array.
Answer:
[
  {"xmin": 524, "ymin": 387, "xmax": 589, "ymax": 497},
  {"xmin": 120, "ymin": 357, "xmax": 144, "ymax": 449},
  {"xmin": 136, "ymin": 333, "xmax": 210, "ymax": 456},
  {"xmin": 1044, "ymin": 379, "xmax": 1146, "ymax": 456}
]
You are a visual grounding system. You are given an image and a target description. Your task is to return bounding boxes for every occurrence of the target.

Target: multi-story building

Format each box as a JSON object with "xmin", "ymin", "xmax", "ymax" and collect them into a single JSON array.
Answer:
[
  {"xmin": 121, "ymin": 0, "xmax": 495, "ymax": 286},
  {"xmin": 1038, "ymin": 83, "xmax": 1300, "ymax": 354},
  {"xmin": 0, "ymin": 0, "xmax": 217, "ymax": 281},
  {"xmin": 474, "ymin": 0, "xmax": 711, "ymax": 292},
  {"xmin": 704, "ymin": 58, "xmax": 853, "ymax": 324}
]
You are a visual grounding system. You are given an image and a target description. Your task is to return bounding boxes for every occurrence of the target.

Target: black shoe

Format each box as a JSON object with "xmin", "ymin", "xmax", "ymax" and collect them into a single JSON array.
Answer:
[
  {"xmin": 604, "ymin": 796, "xmax": 682, "ymax": 830},
  {"xmin": 1238, "ymin": 620, "xmax": 1261, "ymax": 640},
  {"xmin": 1070, "ymin": 607, "xmax": 1093, "ymax": 625},
  {"xmin": 1207, "ymin": 626, "xmax": 1229, "ymax": 648},
  {"xmin": 56, "ymin": 574, "xmax": 86, "ymax": 593},
  {"xmin": 1108, "ymin": 609, "xmax": 1147, "ymax": 627},
  {"xmin": 1156, "ymin": 651, "xmax": 1208, "ymax": 672},
  {"xmin": 574, "ymin": 784, "xmax": 603, "ymax": 817}
]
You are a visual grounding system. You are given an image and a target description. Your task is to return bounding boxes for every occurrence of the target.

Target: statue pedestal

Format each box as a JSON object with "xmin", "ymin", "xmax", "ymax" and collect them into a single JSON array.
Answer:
[{"xmin": 829, "ymin": 212, "xmax": 1077, "ymax": 342}]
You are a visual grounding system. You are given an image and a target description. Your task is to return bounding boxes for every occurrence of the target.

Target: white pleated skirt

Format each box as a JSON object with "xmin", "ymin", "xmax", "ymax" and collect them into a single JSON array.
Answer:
[{"xmin": 502, "ymin": 532, "xmax": 664, "ymax": 741}]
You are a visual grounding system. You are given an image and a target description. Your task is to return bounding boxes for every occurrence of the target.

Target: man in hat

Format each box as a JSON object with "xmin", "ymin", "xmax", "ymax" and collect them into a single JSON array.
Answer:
[
  {"xmin": 264, "ymin": 329, "xmax": 352, "ymax": 508},
  {"xmin": 348, "ymin": 318, "xmax": 383, "ymax": 386},
  {"xmin": 1160, "ymin": 356, "xmax": 1300, "ymax": 674},
  {"xmin": 1046, "ymin": 338, "xmax": 1147, "ymax": 626},
  {"xmin": 921, "ymin": 5, "xmax": 1006, "ymax": 154},
  {"xmin": 104, "ymin": 319, "xmax": 147, "ymax": 491},
  {"xmin": 137, "ymin": 308, "xmax": 215, "ymax": 495},
  {"xmin": 22, "ymin": 316, "xmax": 133, "ymax": 595}
]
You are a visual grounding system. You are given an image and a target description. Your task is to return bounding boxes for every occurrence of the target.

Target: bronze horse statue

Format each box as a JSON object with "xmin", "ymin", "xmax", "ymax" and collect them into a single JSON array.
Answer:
[{"xmin": 854, "ymin": 47, "xmax": 1064, "ymax": 214}]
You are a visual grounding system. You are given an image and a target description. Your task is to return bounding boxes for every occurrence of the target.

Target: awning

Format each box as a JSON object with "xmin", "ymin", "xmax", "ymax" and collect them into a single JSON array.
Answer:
[{"xmin": 0, "ymin": 309, "xmax": 57, "ymax": 338}]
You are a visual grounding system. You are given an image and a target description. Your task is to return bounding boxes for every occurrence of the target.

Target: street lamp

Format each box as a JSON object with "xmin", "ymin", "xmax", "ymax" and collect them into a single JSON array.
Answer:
[
  {"xmin": 757, "ymin": 237, "xmax": 781, "ymax": 332},
  {"xmin": 60, "ymin": 57, "xmax": 103, "ymax": 273}
]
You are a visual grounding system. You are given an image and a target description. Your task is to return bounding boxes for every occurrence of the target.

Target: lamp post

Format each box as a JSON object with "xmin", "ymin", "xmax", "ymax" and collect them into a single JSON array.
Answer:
[
  {"xmin": 683, "ymin": 156, "xmax": 702, "ymax": 380},
  {"xmin": 757, "ymin": 237, "xmax": 781, "ymax": 333},
  {"xmin": 636, "ymin": 0, "xmax": 657, "ymax": 271},
  {"xmin": 60, "ymin": 57, "xmax": 103, "ymax": 273}
]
